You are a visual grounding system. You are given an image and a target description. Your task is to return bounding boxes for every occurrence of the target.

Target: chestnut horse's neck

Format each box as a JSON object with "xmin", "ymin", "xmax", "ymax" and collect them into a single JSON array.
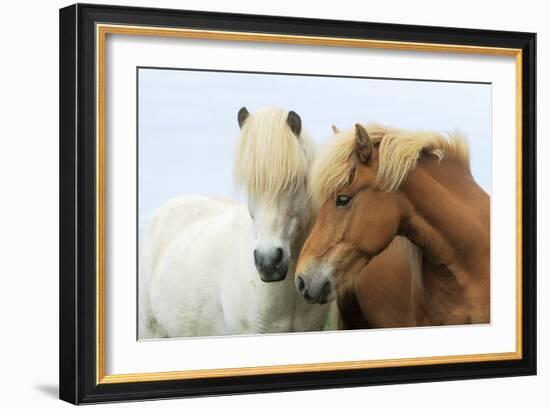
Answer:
[{"xmin": 399, "ymin": 155, "xmax": 490, "ymax": 324}]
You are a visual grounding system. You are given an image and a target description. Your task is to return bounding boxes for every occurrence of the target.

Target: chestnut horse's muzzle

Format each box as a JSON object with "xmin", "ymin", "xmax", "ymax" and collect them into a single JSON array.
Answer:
[{"xmin": 295, "ymin": 273, "xmax": 334, "ymax": 304}]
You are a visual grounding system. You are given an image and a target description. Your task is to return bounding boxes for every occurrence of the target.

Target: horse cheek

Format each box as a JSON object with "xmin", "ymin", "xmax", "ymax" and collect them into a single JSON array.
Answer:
[{"xmin": 355, "ymin": 199, "xmax": 400, "ymax": 256}]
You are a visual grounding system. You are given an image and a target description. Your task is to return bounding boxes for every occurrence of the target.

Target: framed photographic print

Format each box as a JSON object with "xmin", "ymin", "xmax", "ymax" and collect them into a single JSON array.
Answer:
[{"xmin": 59, "ymin": 3, "xmax": 536, "ymax": 405}]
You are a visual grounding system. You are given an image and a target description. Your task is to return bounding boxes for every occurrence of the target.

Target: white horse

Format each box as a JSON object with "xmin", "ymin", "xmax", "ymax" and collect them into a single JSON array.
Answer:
[{"xmin": 139, "ymin": 107, "xmax": 329, "ymax": 338}]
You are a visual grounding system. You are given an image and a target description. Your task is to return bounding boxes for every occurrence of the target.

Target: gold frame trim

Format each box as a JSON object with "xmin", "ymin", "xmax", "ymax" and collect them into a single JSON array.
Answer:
[{"xmin": 96, "ymin": 23, "xmax": 523, "ymax": 385}]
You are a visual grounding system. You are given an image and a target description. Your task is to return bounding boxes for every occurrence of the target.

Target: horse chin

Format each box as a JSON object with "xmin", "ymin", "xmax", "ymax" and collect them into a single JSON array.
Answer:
[
  {"xmin": 257, "ymin": 263, "xmax": 288, "ymax": 283},
  {"xmin": 303, "ymin": 293, "xmax": 334, "ymax": 305},
  {"xmin": 258, "ymin": 270, "xmax": 288, "ymax": 283},
  {"xmin": 312, "ymin": 282, "xmax": 336, "ymax": 304},
  {"xmin": 317, "ymin": 288, "xmax": 336, "ymax": 304}
]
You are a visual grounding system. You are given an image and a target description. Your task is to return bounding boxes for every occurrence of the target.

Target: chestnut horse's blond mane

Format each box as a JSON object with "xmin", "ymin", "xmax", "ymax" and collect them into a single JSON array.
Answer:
[
  {"xmin": 234, "ymin": 107, "xmax": 316, "ymax": 201},
  {"xmin": 310, "ymin": 124, "xmax": 470, "ymax": 208}
]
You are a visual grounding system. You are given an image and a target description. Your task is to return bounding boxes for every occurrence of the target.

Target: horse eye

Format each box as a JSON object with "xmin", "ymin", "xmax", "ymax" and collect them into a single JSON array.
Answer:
[{"xmin": 335, "ymin": 195, "xmax": 352, "ymax": 208}]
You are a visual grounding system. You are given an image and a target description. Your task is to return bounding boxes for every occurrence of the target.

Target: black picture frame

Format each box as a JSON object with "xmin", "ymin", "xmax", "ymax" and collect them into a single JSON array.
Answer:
[{"xmin": 59, "ymin": 3, "xmax": 536, "ymax": 404}]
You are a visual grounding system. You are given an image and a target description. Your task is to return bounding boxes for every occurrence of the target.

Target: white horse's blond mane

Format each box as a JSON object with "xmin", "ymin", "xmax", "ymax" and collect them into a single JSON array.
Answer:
[
  {"xmin": 234, "ymin": 107, "xmax": 316, "ymax": 201},
  {"xmin": 310, "ymin": 123, "xmax": 470, "ymax": 208}
]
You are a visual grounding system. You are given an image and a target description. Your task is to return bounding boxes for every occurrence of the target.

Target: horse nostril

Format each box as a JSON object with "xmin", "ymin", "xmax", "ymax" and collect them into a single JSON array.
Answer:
[
  {"xmin": 253, "ymin": 249, "xmax": 260, "ymax": 265},
  {"xmin": 320, "ymin": 281, "xmax": 331, "ymax": 299},
  {"xmin": 297, "ymin": 276, "xmax": 305, "ymax": 291},
  {"xmin": 273, "ymin": 247, "xmax": 283, "ymax": 264}
]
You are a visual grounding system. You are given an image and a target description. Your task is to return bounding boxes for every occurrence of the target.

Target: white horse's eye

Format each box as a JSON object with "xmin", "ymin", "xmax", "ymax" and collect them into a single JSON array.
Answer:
[{"xmin": 335, "ymin": 195, "xmax": 352, "ymax": 208}]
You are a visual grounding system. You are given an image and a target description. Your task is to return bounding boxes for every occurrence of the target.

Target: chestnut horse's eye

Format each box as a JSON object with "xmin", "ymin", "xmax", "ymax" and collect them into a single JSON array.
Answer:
[{"xmin": 335, "ymin": 195, "xmax": 352, "ymax": 208}]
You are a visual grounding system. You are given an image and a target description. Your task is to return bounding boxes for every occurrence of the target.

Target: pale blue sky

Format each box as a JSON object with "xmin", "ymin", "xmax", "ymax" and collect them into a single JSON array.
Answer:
[{"xmin": 138, "ymin": 68, "xmax": 491, "ymax": 231}]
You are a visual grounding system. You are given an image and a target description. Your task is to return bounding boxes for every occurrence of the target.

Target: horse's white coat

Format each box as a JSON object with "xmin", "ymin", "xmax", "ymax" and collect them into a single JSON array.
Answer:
[
  {"xmin": 139, "ymin": 196, "xmax": 328, "ymax": 338},
  {"xmin": 139, "ymin": 108, "xmax": 329, "ymax": 338}
]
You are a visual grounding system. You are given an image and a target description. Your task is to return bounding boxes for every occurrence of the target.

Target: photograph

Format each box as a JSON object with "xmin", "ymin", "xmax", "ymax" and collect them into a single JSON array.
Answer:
[{"xmin": 137, "ymin": 67, "xmax": 491, "ymax": 339}]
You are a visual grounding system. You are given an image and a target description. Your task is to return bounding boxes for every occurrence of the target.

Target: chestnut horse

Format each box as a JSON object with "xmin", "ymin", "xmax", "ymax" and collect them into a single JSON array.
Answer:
[{"xmin": 296, "ymin": 123, "xmax": 490, "ymax": 327}]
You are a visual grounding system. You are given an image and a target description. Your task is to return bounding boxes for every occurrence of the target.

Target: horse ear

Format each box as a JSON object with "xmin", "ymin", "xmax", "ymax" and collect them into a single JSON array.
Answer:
[
  {"xmin": 355, "ymin": 124, "xmax": 373, "ymax": 164},
  {"xmin": 237, "ymin": 107, "xmax": 249, "ymax": 128},
  {"xmin": 331, "ymin": 124, "xmax": 340, "ymax": 135},
  {"xmin": 287, "ymin": 111, "xmax": 302, "ymax": 136}
]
